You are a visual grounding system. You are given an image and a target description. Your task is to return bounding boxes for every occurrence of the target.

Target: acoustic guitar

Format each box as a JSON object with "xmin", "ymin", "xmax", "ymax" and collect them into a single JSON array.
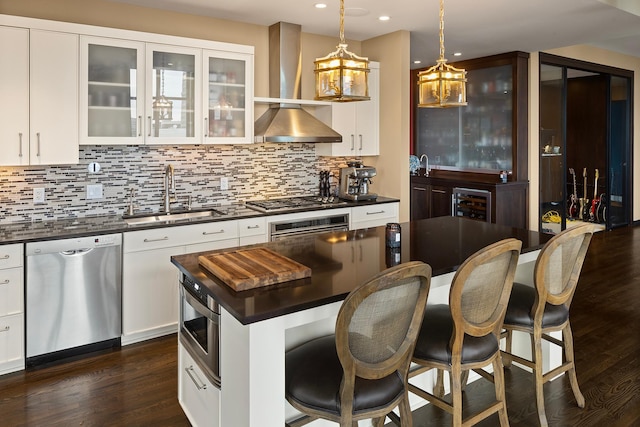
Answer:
[
  {"xmin": 590, "ymin": 169, "xmax": 599, "ymax": 222},
  {"xmin": 579, "ymin": 168, "xmax": 589, "ymax": 221},
  {"xmin": 568, "ymin": 168, "xmax": 578, "ymax": 218}
]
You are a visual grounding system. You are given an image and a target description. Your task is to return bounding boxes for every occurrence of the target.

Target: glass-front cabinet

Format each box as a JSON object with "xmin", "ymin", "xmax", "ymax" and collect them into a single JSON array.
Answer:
[
  {"xmin": 146, "ymin": 44, "xmax": 201, "ymax": 144},
  {"xmin": 80, "ymin": 37, "xmax": 253, "ymax": 145},
  {"xmin": 412, "ymin": 52, "xmax": 529, "ymax": 182},
  {"xmin": 204, "ymin": 50, "xmax": 253, "ymax": 143},
  {"xmin": 80, "ymin": 37, "xmax": 145, "ymax": 144}
]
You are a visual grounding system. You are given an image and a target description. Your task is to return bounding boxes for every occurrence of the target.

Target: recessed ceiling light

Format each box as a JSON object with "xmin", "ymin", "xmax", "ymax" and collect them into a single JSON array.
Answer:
[
  {"xmin": 414, "ymin": 60, "xmax": 422, "ymax": 64},
  {"xmin": 315, "ymin": 3, "xmax": 327, "ymax": 8},
  {"xmin": 453, "ymin": 52, "xmax": 462, "ymax": 57},
  {"xmin": 379, "ymin": 15, "xmax": 390, "ymax": 21}
]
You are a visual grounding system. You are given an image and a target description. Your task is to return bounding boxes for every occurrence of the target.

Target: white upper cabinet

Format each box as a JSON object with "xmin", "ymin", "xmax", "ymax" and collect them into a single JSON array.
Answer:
[
  {"xmin": 145, "ymin": 44, "xmax": 202, "ymax": 145},
  {"xmin": 0, "ymin": 26, "xmax": 78, "ymax": 166},
  {"xmin": 80, "ymin": 37, "xmax": 145, "ymax": 145},
  {"xmin": 80, "ymin": 36, "xmax": 253, "ymax": 145},
  {"xmin": 317, "ymin": 62, "xmax": 380, "ymax": 157},
  {"xmin": 203, "ymin": 49, "xmax": 253, "ymax": 144}
]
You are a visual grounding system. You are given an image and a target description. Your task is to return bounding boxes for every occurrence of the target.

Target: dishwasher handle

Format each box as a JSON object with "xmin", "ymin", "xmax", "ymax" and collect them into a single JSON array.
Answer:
[{"xmin": 60, "ymin": 248, "xmax": 93, "ymax": 256}]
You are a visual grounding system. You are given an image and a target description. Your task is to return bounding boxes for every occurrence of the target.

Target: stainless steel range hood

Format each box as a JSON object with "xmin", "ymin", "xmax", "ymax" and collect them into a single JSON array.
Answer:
[{"xmin": 254, "ymin": 22, "xmax": 342, "ymax": 143}]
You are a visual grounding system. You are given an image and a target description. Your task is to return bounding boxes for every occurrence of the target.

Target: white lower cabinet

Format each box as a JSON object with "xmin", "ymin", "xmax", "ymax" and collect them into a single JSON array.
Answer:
[
  {"xmin": 179, "ymin": 342, "xmax": 220, "ymax": 427},
  {"xmin": 122, "ymin": 221, "xmax": 238, "ymax": 345},
  {"xmin": 0, "ymin": 244, "xmax": 24, "ymax": 375},
  {"xmin": 350, "ymin": 202, "xmax": 399, "ymax": 230}
]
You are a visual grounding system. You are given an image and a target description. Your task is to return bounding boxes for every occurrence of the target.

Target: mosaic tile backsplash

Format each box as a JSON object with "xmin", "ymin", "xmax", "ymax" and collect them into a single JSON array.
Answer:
[{"xmin": 0, "ymin": 144, "xmax": 355, "ymax": 224}]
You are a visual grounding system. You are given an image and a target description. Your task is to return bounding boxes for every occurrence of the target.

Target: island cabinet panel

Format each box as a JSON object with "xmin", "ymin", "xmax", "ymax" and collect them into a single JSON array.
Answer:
[
  {"xmin": 178, "ymin": 342, "xmax": 220, "ymax": 427},
  {"xmin": 410, "ymin": 176, "xmax": 528, "ymax": 229},
  {"xmin": 0, "ymin": 244, "xmax": 24, "ymax": 375}
]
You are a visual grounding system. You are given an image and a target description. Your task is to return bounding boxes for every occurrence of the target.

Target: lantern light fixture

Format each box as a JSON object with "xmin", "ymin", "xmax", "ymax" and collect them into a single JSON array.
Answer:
[
  {"xmin": 417, "ymin": 0, "xmax": 467, "ymax": 108},
  {"xmin": 314, "ymin": 0, "xmax": 370, "ymax": 102}
]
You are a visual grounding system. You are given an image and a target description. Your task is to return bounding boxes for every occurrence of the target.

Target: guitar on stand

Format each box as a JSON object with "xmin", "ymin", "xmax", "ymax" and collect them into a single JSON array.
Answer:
[
  {"xmin": 568, "ymin": 168, "xmax": 578, "ymax": 218},
  {"xmin": 579, "ymin": 168, "xmax": 589, "ymax": 221},
  {"xmin": 595, "ymin": 169, "xmax": 607, "ymax": 223},
  {"xmin": 590, "ymin": 169, "xmax": 599, "ymax": 222}
]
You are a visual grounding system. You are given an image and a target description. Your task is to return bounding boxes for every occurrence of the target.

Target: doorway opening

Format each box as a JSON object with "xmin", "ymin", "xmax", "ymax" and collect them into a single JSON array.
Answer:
[{"xmin": 538, "ymin": 53, "xmax": 632, "ymax": 234}]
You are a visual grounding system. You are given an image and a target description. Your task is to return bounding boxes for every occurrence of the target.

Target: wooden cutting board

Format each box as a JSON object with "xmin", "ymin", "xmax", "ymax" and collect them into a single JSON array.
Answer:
[{"xmin": 198, "ymin": 247, "xmax": 311, "ymax": 291}]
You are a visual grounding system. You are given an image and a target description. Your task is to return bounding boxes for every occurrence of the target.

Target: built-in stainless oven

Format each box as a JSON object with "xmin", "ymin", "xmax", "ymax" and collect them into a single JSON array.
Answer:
[{"xmin": 179, "ymin": 274, "xmax": 220, "ymax": 388}]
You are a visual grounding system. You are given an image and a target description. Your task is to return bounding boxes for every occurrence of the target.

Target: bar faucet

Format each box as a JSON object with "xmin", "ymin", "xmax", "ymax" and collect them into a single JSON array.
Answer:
[
  {"xmin": 420, "ymin": 154, "xmax": 429, "ymax": 176},
  {"xmin": 164, "ymin": 164, "xmax": 176, "ymax": 214}
]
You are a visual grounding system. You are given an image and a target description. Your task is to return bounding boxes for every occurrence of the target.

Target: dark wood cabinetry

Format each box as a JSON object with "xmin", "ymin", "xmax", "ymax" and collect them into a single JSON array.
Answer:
[{"xmin": 411, "ymin": 176, "xmax": 529, "ymax": 229}]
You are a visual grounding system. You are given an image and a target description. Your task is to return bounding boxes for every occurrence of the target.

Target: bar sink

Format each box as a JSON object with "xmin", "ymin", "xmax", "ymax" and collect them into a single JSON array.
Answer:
[{"xmin": 123, "ymin": 209, "xmax": 226, "ymax": 225}]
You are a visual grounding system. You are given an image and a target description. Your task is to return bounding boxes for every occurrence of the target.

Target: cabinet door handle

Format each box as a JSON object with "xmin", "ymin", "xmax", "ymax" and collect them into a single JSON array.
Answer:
[
  {"xmin": 412, "ymin": 187, "xmax": 426, "ymax": 191},
  {"xmin": 366, "ymin": 210, "xmax": 385, "ymax": 215},
  {"xmin": 359, "ymin": 134, "xmax": 363, "ymax": 150},
  {"xmin": 18, "ymin": 133, "xmax": 23, "ymax": 157},
  {"xmin": 0, "ymin": 254, "xmax": 9, "ymax": 260},
  {"xmin": 147, "ymin": 116, "xmax": 152, "ymax": 137},
  {"xmin": 204, "ymin": 117, "xmax": 209, "ymax": 137},
  {"xmin": 143, "ymin": 236, "xmax": 169, "ymax": 243},
  {"xmin": 202, "ymin": 229, "xmax": 225, "ymax": 235},
  {"xmin": 36, "ymin": 133, "xmax": 41, "ymax": 157},
  {"xmin": 185, "ymin": 366, "xmax": 207, "ymax": 390},
  {"xmin": 0, "ymin": 326, "xmax": 9, "ymax": 333},
  {"xmin": 246, "ymin": 225, "xmax": 260, "ymax": 229},
  {"xmin": 432, "ymin": 189, "xmax": 446, "ymax": 194},
  {"xmin": 1, "ymin": 279, "xmax": 9, "ymax": 285},
  {"xmin": 350, "ymin": 134, "xmax": 355, "ymax": 151},
  {"xmin": 137, "ymin": 116, "xmax": 142, "ymax": 137}
]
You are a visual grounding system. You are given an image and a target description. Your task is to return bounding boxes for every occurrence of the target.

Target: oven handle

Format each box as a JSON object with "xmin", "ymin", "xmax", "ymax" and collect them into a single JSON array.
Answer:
[{"xmin": 181, "ymin": 285, "xmax": 218, "ymax": 322}]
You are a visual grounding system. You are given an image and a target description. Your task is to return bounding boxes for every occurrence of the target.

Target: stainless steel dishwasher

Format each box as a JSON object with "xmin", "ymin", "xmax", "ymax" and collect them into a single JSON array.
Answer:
[{"xmin": 25, "ymin": 233, "xmax": 122, "ymax": 366}]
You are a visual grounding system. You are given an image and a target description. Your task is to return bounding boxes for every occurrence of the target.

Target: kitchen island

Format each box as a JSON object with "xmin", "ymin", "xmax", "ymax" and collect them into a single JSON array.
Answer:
[{"xmin": 171, "ymin": 216, "xmax": 552, "ymax": 427}]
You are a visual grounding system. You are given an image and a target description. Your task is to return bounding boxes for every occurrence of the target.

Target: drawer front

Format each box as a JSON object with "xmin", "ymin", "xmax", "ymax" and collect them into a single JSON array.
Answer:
[
  {"xmin": 179, "ymin": 344, "xmax": 220, "ymax": 427},
  {"xmin": 124, "ymin": 226, "xmax": 189, "ymax": 252},
  {"xmin": 0, "ymin": 313, "xmax": 24, "ymax": 368},
  {"xmin": 186, "ymin": 220, "xmax": 239, "ymax": 244},
  {"xmin": 238, "ymin": 217, "xmax": 266, "ymax": 238},
  {"xmin": 0, "ymin": 244, "xmax": 23, "ymax": 270},
  {"xmin": 351, "ymin": 203, "xmax": 399, "ymax": 224},
  {"xmin": 0, "ymin": 268, "xmax": 23, "ymax": 316},
  {"xmin": 124, "ymin": 221, "xmax": 238, "ymax": 253}
]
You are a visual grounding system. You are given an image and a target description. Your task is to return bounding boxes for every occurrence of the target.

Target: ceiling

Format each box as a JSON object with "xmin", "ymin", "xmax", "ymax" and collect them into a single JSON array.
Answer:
[{"xmin": 107, "ymin": 0, "xmax": 640, "ymax": 69}]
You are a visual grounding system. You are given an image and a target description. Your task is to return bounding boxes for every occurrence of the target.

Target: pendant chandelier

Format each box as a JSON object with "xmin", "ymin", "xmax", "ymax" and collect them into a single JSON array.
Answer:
[
  {"xmin": 417, "ymin": 0, "xmax": 467, "ymax": 108},
  {"xmin": 314, "ymin": 0, "xmax": 370, "ymax": 102},
  {"xmin": 153, "ymin": 69, "xmax": 173, "ymax": 120}
]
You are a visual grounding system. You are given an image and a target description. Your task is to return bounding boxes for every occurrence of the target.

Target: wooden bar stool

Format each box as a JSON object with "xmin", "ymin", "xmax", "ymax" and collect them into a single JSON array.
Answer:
[
  {"xmin": 285, "ymin": 261, "xmax": 432, "ymax": 427},
  {"xmin": 409, "ymin": 238, "xmax": 522, "ymax": 427},
  {"xmin": 501, "ymin": 223, "xmax": 598, "ymax": 427}
]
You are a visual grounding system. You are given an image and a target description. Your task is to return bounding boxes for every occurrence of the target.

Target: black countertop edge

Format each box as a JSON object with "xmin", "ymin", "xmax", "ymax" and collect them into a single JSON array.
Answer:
[{"xmin": 0, "ymin": 197, "xmax": 400, "ymax": 245}]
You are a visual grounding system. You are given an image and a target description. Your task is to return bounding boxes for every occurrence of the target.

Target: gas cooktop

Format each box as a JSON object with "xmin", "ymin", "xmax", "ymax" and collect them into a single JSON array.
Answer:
[{"xmin": 245, "ymin": 196, "xmax": 348, "ymax": 213}]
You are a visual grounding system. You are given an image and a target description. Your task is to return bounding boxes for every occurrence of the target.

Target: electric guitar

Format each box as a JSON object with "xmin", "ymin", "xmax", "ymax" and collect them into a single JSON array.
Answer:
[
  {"xmin": 590, "ymin": 169, "xmax": 599, "ymax": 222},
  {"xmin": 579, "ymin": 168, "xmax": 589, "ymax": 220},
  {"xmin": 568, "ymin": 168, "xmax": 577, "ymax": 218},
  {"xmin": 596, "ymin": 193, "xmax": 607, "ymax": 223}
]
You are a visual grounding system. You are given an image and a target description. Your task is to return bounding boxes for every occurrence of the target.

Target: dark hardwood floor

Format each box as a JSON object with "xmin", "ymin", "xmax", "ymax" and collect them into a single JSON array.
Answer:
[{"xmin": 1, "ymin": 225, "xmax": 639, "ymax": 426}]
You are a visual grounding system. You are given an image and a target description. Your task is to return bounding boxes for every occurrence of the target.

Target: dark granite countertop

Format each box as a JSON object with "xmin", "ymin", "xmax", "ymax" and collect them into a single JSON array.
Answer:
[
  {"xmin": 171, "ymin": 216, "xmax": 551, "ymax": 325},
  {"xmin": 0, "ymin": 197, "xmax": 399, "ymax": 245}
]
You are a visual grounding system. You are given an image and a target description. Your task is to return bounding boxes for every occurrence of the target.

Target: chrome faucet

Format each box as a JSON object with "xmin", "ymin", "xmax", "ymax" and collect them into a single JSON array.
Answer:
[
  {"xmin": 127, "ymin": 188, "xmax": 136, "ymax": 216},
  {"xmin": 164, "ymin": 164, "xmax": 176, "ymax": 214},
  {"xmin": 420, "ymin": 154, "xmax": 429, "ymax": 176}
]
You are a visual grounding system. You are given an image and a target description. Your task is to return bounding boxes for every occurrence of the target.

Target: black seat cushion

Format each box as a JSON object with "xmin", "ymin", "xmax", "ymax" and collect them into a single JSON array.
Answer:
[
  {"xmin": 504, "ymin": 283, "xmax": 569, "ymax": 328},
  {"xmin": 413, "ymin": 304, "xmax": 499, "ymax": 365},
  {"xmin": 285, "ymin": 335, "xmax": 404, "ymax": 416}
]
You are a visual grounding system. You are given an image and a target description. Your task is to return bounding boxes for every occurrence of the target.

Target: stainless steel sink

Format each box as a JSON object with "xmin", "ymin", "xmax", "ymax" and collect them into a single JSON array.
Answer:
[{"xmin": 123, "ymin": 209, "xmax": 225, "ymax": 225}]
